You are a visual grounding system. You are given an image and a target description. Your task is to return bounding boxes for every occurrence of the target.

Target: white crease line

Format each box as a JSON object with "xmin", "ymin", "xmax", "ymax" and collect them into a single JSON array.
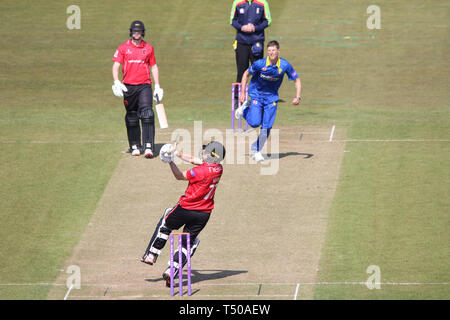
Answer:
[
  {"xmin": 299, "ymin": 282, "xmax": 450, "ymax": 286},
  {"xmin": 0, "ymin": 282, "xmax": 64, "ymax": 286},
  {"xmin": 1, "ymin": 281, "xmax": 448, "ymax": 287},
  {"xmin": 201, "ymin": 281, "xmax": 450, "ymax": 286},
  {"xmin": 301, "ymin": 139, "xmax": 450, "ymax": 143},
  {"xmin": 202, "ymin": 282, "xmax": 298, "ymax": 286},
  {"xmin": 0, "ymin": 140, "xmax": 128, "ymax": 144},
  {"xmin": 293, "ymin": 283, "xmax": 300, "ymax": 300},
  {"xmin": 343, "ymin": 139, "xmax": 450, "ymax": 142},
  {"xmin": 68, "ymin": 294, "xmax": 291, "ymax": 299},
  {"xmin": 329, "ymin": 125, "xmax": 336, "ymax": 142},
  {"xmin": 4, "ymin": 138, "xmax": 447, "ymax": 145},
  {"xmin": 64, "ymin": 285, "xmax": 73, "ymax": 301}
]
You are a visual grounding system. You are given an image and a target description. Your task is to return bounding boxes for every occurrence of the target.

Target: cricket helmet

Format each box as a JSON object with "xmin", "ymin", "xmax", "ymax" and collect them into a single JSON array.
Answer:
[
  {"xmin": 129, "ymin": 20, "xmax": 145, "ymax": 37},
  {"xmin": 202, "ymin": 141, "xmax": 226, "ymax": 164}
]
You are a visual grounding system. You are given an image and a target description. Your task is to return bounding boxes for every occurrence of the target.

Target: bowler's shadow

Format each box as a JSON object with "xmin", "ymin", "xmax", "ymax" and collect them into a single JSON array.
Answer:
[
  {"xmin": 190, "ymin": 269, "xmax": 248, "ymax": 284},
  {"xmin": 145, "ymin": 269, "xmax": 247, "ymax": 286},
  {"xmin": 266, "ymin": 152, "xmax": 313, "ymax": 159}
]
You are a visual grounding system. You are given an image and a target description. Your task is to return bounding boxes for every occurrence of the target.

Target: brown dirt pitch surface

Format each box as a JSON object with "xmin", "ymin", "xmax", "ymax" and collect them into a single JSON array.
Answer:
[{"xmin": 48, "ymin": 125, "xmax": 345, "ymax": 300}]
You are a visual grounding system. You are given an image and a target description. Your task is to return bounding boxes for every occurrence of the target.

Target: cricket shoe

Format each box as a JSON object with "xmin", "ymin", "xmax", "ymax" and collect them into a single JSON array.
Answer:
[
  {"xmin": 140, "ymin": 252, "xmax": 156, "ymax": 265},
  {"xmin": 131, "ymin": 145, "xmax": 141, "ymax": 156},
  {"xmin": 144, "ymin": 144, "xmax": 153, "ymax": 158},
  {"xmin": 234, "ymin": 100, "xmax": 249, "ymax": 120},
  {"xmin": 253, "ymin": 151, "xmax": 265, "ymax": 162},
  {"xmin": 162, "ymin": 267, "xmax": 178, "ymax": 287}
]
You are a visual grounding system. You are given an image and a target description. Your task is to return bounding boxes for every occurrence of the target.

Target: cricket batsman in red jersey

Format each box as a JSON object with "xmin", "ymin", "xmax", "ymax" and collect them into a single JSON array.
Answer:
[
  {"xmin": 112, "ymin": 20, "xmax": 164, "ymax": 158},
  {"xmin": 140, "ymin": 141, "xmax": 226, "ymax": 283}
]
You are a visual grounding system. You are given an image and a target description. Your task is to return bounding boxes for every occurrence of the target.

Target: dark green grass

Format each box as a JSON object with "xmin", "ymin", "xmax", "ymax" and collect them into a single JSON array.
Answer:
[{"xmin": 0, "ymin": 0, "xmax": 448, "ymax": 299}]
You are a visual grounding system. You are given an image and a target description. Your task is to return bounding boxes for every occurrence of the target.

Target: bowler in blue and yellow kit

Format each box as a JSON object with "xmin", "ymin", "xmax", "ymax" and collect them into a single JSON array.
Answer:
[{"xmin": 236, "ymin": 40, "xmax": 302, "ymax": 161}]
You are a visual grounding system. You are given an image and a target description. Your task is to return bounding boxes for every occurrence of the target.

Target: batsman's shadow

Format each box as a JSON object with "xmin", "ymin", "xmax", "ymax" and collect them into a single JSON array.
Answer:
[
  {"xmin": 145, "ymin": 269, "xmax": 247, "ymax": 285},
  {"xmin": 266, "ymin": 152, "xmax": 313, "ymax": 159},
  {"xmin": 153, "ymin": 143, "xmax": 165, "ymax": 155}
]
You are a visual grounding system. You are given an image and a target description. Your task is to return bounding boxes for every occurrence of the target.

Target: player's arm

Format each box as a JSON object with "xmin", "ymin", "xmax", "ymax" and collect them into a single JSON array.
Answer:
[
  {"xmin": 150, "ymin": 64, "xmax": 159, "ymax": 86},
  {"xmin": 169, "ymin": 162, "xmax": 188, "ymax": 180},
  {"xmin": 239, "ymin": 69, "xmax": 251, "ymax": 103},
  {"xmin": 253, "ymin": 0, "xmax": 272, "ymax": 32},
  {"xmin": 111, "ymin": 61, "xmax": 127, "ymax": 97},
  {"xmin": 112, "ymin": 62, "xmax": 121, "ymax": 81},
  {"xmin": 176, "ymin": 151, "xmax": 204, "ymax": 166},
  {"xmin": 292, "ymin": 77, "xmax": 302, "ymax": 105},
  {"xmin": 230, "ymin": 0, "xmax": 242, "ymax": 30},
  {"xmin": 151, "ymin": 64, "xmax": 164, "ymax": 101}
]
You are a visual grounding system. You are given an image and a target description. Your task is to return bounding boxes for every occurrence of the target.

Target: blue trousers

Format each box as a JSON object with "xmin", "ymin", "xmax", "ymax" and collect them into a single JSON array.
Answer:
[{"xmin": 243, "ymin": 97, "xmax": 278, "ymax": 152}]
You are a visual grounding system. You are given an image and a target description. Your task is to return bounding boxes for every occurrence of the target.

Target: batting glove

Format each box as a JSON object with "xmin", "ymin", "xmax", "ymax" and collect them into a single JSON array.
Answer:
[
  {"xmin": 112, "ymin": 80, "xmax": 128, "ymax": 98},
  {"xmin": 153, "ymin": 84, "xmax": 164, "ymax": 102},
  {"xmin": 159, "ymin": 143, "xmax": 174, "ymax": 163}
]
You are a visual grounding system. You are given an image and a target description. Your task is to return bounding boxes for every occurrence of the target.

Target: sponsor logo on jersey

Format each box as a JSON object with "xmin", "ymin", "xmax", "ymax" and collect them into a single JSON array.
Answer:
[{"xmin": 260, "ymin": 74, "xmax": 279, "ymax": 81}]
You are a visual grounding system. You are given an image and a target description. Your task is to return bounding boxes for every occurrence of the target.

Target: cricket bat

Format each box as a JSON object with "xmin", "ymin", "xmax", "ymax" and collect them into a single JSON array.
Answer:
[
  {"xmin": 170, "ymin": 133, "xmax": 180, "ymax": 153},
  {"xmin": 155, "ymin": 95, "xmax": 168, "ymax": 129}
]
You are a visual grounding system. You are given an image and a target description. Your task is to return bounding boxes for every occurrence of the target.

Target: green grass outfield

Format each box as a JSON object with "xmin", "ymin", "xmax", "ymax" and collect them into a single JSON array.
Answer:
[{"xmin": 0, "ymin": 0, "xmax": 448, "ymax": 299}]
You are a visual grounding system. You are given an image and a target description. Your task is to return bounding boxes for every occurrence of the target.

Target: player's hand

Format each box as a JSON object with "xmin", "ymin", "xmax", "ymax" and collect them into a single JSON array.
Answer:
[
  {"xmin": 247, "ymin": 24, "xmax": 255, "ymax": 32},
  {"xmin": 159, "ymin": 143, "xmax": 174, "ymax": 163},
  {"xmin": 153, "ymin": 84, "xmax": 164, "ymax": 102},
  {"xmin": 241, "ymin": 24, "xmax": 253, "ymax": 33},
  {"xmin": 292, "ymin": 97, "xmax": 301, "ymax": 105},
  {"xmin": 112, "ymin": 80, "xmax": 128, "ymax": 98}
]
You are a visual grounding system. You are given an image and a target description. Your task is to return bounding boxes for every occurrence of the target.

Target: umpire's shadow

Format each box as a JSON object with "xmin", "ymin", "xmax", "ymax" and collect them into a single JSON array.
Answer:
[
  {"xmin": 266, "ymin": 152, "xmax": 313, "ymax": 159},
  {"xmin": 145, "ymin": 269, "xmax": 248, "ymax": 285}
]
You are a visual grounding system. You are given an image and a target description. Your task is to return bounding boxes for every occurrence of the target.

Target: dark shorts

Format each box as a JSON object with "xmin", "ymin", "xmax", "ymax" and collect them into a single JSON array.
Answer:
[
  {"xmin": 123, "ymin": 83, "xmax": 153, "ymax": 115},
  {"xmin": 165, "ymin": 203, "xmax": 211, "ymax": 242}
]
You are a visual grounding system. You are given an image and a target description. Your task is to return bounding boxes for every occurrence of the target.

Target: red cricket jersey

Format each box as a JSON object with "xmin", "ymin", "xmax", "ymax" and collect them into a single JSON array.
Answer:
[
  {"xmin": 112, "ymin": 40, "xmax": 156, "ymax": 85},
  {"xmin": 179, "ymin": 162, "xmax": 223, "ymax": 213}
]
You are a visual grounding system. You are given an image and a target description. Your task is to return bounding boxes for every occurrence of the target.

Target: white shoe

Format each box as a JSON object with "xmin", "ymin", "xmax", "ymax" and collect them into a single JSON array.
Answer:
[
  {"xmin": 144, "ymin": 149, "xmax": 153, "ymax": 158},
  {"xmin": 140, "ymin": 253, "xmax": 156, "ymax": 265},
  {"xmin": 131, "ymin": 145, "xmax": 140, "ymax": 156},
  {"xmin": 144, "ymin": 144, "xmax": 153, "ymax": 158},
  {"xmin": 235, "ymin": 100, "xmax": 248, "ymax": 120},
  {"xmin": 253, "ymin": 151, "xmax": 264, "ymax": 162}
]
